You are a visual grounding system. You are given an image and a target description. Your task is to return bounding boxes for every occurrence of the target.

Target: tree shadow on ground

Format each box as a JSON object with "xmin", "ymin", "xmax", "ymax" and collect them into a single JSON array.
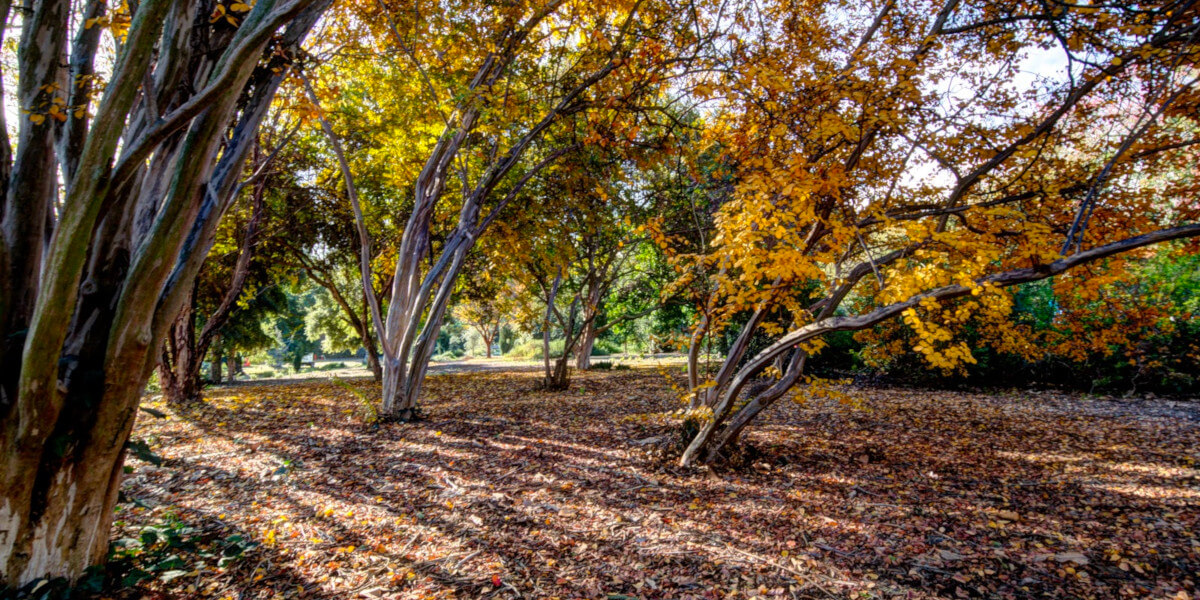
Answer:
[{"xmin": 118, "ymin": 369, "xmax": 1199, "ymax": 599}]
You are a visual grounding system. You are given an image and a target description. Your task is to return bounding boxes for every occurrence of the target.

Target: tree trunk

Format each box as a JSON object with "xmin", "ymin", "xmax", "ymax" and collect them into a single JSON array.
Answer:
[
  {"xmin": 210, "ymin": 347, "xmax": 224, "ymax": 384},
  {"xmin": 380, "ymin": 359, "xmax": 418, "ymax": 421},
  {"xmin": 696, "ymin": 306, "xmax": 769, "ymax": 408},
  {"xmin": 541, "ymin": 325, "xmax": 553, "ymax": 385},
  {"xmin": 691, "ymin": 353, "xmax": 808, "ymax": 465},
  {"xmin": 686, "ymin": 313, "xmax": 709, "ymax": 406},
  {"xmin": 546, "ymin": 309, "xmax": 581, "ymax": 390},
  {"xmin": 364, "ymin": 348, "xmax": 382, "ymax": 381},
  {"xmin": 0, "ymin": 2, "xmax": 333, "ymax": 587},
  {"xmin": 0, "ymin": 383, "xmax": 139, "ymax": 586},
  {"xmin": 546, "ymin": 354, "xmax": 572, "ymax": 390},
  {"xmin": 157, "ymin": 299, "xmax": 200, "ymax": 405},
  {"xmin": 772, "ymin": 352, "xmax": 788, "ymax": 373},
  {"xmin": 478, "ymin": 326, "xmax": 494, "ymax": 358},
  {"xmin": 574, "ymin": 321, "xmax": 596, "ymax": 370},
  {"xmin": 539, "ymin": 270, "xmax": 573, "ymax": 390}
]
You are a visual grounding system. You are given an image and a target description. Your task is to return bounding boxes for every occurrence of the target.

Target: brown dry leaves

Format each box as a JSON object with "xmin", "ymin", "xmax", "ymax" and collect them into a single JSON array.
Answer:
[{"xmin": 117, "ymin": 370, "xmax": 1198, "ymax": 599}]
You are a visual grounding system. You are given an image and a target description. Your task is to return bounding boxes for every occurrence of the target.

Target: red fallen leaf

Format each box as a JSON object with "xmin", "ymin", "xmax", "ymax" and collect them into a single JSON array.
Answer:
[{"xmin": 492, "ymin": 575, "xmax": 502, "ymax": 587}]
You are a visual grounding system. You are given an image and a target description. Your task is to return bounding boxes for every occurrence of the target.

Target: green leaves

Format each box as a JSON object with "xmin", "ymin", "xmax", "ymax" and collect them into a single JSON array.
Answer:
[{"xmin": 107, "ymin": 511, "xmax": 259, "ymax": 592}]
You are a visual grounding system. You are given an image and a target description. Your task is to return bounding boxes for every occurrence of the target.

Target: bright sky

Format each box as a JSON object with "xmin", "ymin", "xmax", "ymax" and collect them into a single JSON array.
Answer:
[{"xmin": 1014, "ymin": 44, "xmax": 1071, "ymax": 91}]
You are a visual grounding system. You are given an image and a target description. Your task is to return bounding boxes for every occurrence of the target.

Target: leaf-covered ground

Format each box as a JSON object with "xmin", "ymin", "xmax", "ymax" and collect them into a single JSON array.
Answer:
[{"xmin": 115, "ymin": 369, "xmax": 1198, "ymax": 599}]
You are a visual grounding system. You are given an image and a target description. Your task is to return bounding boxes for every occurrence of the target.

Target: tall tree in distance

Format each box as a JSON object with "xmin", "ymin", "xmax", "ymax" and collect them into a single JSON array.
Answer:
[
  {"xmin": 493, "ymin": 143, "xmax": 663, "ymax": 387},
  {"xmin": 269, "ymin": 125, "xmax": 396, "ymax": 382},
  {"xmin": 0, "ymin": 0, "xmax": 334, "ymax": 586},
  {"xmin": 452, "ymin": 268, "xmax": 517, "ymax": 359}
]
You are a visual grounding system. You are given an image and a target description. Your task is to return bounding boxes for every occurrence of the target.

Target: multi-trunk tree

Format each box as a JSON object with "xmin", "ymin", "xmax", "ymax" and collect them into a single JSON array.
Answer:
[
  {"xmin": 305, "ymin": 0, "xmax": 708, "ymax": 419},
  {"xmin": 0, "ymin": 0, "xmax": 333, "ymax": 587},
  {"xmin": 487, "ymin": 140, "xmax": 667, "ymax": 387},
  {"xmin": 665, "ymin": 0, "xmax": 1200, "ymax": 465}
]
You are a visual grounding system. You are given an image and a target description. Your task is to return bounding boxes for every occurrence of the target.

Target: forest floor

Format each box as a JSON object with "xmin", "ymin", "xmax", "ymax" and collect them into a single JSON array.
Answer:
[{"xmin": 114, "ymin": 368, "xmax": 1198, "ymax": 600}]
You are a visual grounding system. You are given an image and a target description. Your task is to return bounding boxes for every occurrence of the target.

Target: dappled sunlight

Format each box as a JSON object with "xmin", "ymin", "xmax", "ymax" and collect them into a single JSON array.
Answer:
[
  {"xmin": 114, "ymin": 370, "xmax": 1200, "ymax": 599},
  {"xmin": 996, "ymin": 451, "xmax": 1093, "ymax": 465},
  {"xmin": 1086, "ymin": 482, "xmax": 1200, "ymax": 502}
]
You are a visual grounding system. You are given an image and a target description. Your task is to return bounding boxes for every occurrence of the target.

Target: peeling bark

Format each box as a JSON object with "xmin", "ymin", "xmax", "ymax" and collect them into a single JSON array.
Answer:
[{"xmin": 0, "ymin": 0, "xmax": 332, "ymax": 586}]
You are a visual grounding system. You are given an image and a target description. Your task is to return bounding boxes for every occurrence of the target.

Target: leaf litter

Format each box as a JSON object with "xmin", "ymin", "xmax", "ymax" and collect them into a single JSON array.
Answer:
[{"xmin": 115, "ymin": 369, "xmax": 1198, "ymax": 599}]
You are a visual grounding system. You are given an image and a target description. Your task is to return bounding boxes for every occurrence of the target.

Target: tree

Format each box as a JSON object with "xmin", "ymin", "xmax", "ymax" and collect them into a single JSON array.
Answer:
[
  {"xmin": 479, "ymin": 143, "xmax": 649, "ymax": 387},
  {"xmin": 157, "ymin": 124, "xmax": 295, "ymax": 404},
  {"xmin": 0, "ymin": 0, "xmax": 333, "ymax": 586},
  {"xmin": 452, "ymin": 272, "xmax": 517, "ymax": 358},
  {"xmin": 304, "ymin": 0, "xmax": 708, "ymax": 419},
  {"xmin": 856, "ymin": 242, "xmax": 1200, "ymax": 394},
  {"xmin": 278, "ymin": 167, "xmax": 392, "ymax": 381},
  {"xmin": 271, "ymin": 287, "xmax": 321, "ymax": 373},
  {"xmin": 663, "ymin": 0, "xmax": 1200, "ymax": 466}
]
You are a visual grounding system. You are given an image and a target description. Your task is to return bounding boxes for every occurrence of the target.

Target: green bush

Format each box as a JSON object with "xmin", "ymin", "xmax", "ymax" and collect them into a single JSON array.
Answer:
[
  {"xmin": 254, "ymin": 370, "xmax": 275, "ymax": 379},
  {"xmin": 591, "ymin": 360, "xmax": 632, "ymax": 371},
  {"xmin": 319, "ymin": 362, "xmax": 346, "ymax": 371},
  {"xmin": 507, "ymin": 338, "xmax": 564, "ymax": 359},
  {"xmin": 105, "ymin": 509, "xmax": 256, "ymax": 592},
  {"xmin": 593, "ymin": 338, "xmax": 622, "ymax": 356},
  {"xmin": 431, "ymin": 350, "xmax": 465, "ymax": 362},
  {"xmin": 508, "ymin": 337, "xmax": 622, "ymax": 360},
  {"xmin": 843, "ymin": 248, "xmax": 1200, "ymax": 395}
]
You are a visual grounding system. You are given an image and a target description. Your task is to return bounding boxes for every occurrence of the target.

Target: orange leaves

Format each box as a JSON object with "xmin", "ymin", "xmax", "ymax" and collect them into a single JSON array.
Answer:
[
  {"xmin": 209, "ymin": 1, "xmax": 252, "ymax": 26},
  {"xmin": 25, "ymin": 83, "xmax": 72, "ymax": 125}
]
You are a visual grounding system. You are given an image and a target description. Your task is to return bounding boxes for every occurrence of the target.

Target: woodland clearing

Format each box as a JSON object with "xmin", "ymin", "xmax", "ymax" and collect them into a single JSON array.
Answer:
[
  {"xmin": 6, "ymin": 0, "xmax": 1198, "ymax": 587},
  {"xmin": 112, "ymin": 369, "xmax": 1198, "ymax": 600}
]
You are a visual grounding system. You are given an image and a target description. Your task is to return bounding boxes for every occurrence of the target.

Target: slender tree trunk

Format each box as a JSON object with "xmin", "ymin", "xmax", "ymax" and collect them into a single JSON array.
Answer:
[
  {"xmin": 539, "ymin": 270, "xmax": 572, "ymax": 389},
  {"xmin": 364, "ymin": 346, "xmax": 382, "ymax": 381},
  {"xmin": 772, "ymin": 352, "xmax": 787, "ymax": 373},
  {"xmin": 210, "ymin": 347, "xmax": 224, "ymax": 384},
  {"xmin": 547, "ymin": 354, "xmax": 572, "ymax": 389},
  {"xmin": 476, "ymin": 324, "xmax": 495, "ymax": 358},
  {"xmin": 546, "ymin": 301, "xmax": 582, "ymax": 389},
  {"xmin": 696, "ymin": 306, "xmax": 769, "ymax": 408},
  {"xmin": 541, "ymin": 325, "xmax": 553, "ymax": 384},
  {"xmin": 686, "ymin": 313, "xmax": 710, "ymax": 409}
]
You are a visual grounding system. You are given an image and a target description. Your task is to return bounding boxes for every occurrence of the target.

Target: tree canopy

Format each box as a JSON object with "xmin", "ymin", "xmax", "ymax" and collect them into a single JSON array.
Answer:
[{"xmin": 1, "ymin": 0, "xmax": 1197, "ymax": 591}]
